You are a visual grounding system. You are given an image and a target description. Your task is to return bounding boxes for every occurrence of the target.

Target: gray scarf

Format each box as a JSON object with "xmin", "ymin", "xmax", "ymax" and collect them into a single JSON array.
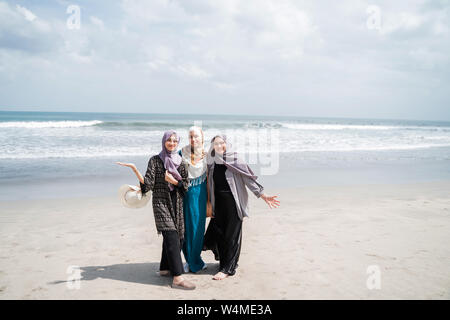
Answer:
[{"xmin": 207, "ymin": 134, "xmax": 258, "ymax": 180}]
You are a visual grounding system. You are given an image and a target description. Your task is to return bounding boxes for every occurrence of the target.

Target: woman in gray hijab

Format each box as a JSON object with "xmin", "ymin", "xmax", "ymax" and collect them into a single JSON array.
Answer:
[{"xmin": 203, "ymin": 134, "xmax": 280, "ymax": 280}]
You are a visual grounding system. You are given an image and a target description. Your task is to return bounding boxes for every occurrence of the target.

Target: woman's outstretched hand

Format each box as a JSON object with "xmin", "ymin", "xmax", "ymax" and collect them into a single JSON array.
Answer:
[
  {"xmin": 116, "ymin": 161, "xmax": 136, "ymax": 169},
  {"xmin": 116, "ymin": 162, "xmax": 144, "ymax": 184},
  {"xmin": 260, "ymin": 194, "xmax": 280, "ymax": 209}
]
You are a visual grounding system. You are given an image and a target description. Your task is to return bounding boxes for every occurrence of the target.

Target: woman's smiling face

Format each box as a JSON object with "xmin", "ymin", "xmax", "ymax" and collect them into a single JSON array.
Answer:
[
  {"xmin": 189, "ymin": 130, "xmax": 202, "ymax": 148},
  {"xmin": 165, "ymin": 134, "xmax": 178, "ymax": 152},
  {"xmin": 213, "ymin": 137, "xmax": 226, "ymax": 154}
]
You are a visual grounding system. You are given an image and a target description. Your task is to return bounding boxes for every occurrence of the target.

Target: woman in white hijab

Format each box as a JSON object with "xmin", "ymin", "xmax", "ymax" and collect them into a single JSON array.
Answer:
[{"xmin": 178, "ymin": 126, "xmax": 209, "ymax": 273}]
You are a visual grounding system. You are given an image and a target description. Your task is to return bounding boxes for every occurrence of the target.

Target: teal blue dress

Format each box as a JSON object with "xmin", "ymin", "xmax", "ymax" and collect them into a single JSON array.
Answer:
[{"xmin": 179, "ymin": 150, "xmax": 207, "ymax": 272}]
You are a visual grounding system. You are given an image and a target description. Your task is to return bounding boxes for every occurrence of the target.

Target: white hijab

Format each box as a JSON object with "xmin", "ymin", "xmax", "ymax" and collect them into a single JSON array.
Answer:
[{"xmin": 181, "ymin": 126, "xmax": 207, "ymax": 179}]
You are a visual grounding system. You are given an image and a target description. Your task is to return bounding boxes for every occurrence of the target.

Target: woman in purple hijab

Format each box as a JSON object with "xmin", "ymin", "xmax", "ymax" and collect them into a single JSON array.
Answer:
[
  {"xmin": 159, "ymin": 131, "xmax": 183, "ymax": 191},
  {"xmin": 116, "ymin": 130, "xmax": 196, "ymax": 290}
]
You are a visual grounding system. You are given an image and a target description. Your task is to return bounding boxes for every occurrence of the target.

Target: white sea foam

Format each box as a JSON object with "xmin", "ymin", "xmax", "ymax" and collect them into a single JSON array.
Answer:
[
  {"xmin": 0, "ymin": 120, "xmax": 103, "ymax": 128},
  {"xmin": 280, "ymin": 123, "xmax": 449, "ymax": 131},
  {"xmin": 281, "ymin": 123, "xmax": 395, "ymax": 130},
  {"xmin": 1, "ymin": 142, "xmax": 450, "ymax": 159},
  {"xmin": 1, "ymin": 118, "xmax": 450, "ymax": 159},
  {"xmin": 0, "ymin": 151, "xmax": 152, "ymax": 159}
]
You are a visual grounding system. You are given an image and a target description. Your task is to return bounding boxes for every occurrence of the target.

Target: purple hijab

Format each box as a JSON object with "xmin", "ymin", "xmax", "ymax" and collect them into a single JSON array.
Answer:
[
  {"xmin": 207, "ymin": 134, "xmax": 258, "ymax": 180},
  {"xmin": 159, "ymin": 130, "xmax": 182, "ymax": 191}
]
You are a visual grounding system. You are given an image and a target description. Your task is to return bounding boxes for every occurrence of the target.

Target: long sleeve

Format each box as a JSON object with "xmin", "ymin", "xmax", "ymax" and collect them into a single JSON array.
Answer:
[
  {"xmin": 176, "ymin": 162, "xmax": 189, "ymax": 196},
  {"xmin": 242, "ymin": 174, "xmax": 264, "ymax": 198},
  {"xmin": 140, "ymin": 157, "xmax": 156, "ymax": 194}
]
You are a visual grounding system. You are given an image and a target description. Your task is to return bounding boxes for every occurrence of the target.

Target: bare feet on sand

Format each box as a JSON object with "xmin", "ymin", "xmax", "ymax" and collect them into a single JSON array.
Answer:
[
  {"xmin": 171, "ymin": 276, "xmax": 196, "ymax": 290},
  {"xmin": 212, "ymin": 272, "xmax": 229, "ymax": 280}
]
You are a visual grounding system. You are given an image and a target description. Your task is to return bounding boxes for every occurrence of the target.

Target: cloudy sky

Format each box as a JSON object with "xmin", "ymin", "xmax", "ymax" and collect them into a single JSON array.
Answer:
[{"xmin": 0, "ymin": 0, "xmax": 449, "ymax": 121}]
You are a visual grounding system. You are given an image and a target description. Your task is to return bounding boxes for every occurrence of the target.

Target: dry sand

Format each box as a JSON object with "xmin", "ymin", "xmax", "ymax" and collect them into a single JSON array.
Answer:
[{"xmin": 1, "ymin": 180, "xmax": 449, "ymax": 299}]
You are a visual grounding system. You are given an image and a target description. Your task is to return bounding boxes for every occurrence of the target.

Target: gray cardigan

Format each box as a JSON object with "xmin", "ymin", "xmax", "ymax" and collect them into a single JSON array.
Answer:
[{"xmin": 207, "ymin": 163, "xmax": 264, "ymax": 220}]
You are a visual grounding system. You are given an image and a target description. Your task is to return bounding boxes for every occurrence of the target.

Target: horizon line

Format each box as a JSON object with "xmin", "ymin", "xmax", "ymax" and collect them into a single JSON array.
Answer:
[{"xmin": 0, "ymin": 108, "xmax": 449, "ymax": 124}]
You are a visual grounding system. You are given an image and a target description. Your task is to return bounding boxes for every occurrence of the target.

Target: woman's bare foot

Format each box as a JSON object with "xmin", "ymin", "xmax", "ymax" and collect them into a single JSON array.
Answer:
[
  {"xmin": 212, "ymin": 272, "xmax": 229, "ymax": 280},
  {"xmin": 172, "ymin": 275, "xmax": 196, "ymax": 290}
]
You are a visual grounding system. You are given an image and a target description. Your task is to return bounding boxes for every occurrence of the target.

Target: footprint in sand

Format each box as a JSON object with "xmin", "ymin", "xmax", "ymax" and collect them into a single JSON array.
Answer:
[{"xmin": 365, "ymin": 253, "xmax": 397, "ymax": 260}]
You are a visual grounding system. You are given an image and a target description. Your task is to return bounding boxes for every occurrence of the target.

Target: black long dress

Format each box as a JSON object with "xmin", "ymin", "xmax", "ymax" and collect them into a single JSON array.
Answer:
[{"xmin": 203, "ymin": 163, "xmax": 242, "ymax": 276}]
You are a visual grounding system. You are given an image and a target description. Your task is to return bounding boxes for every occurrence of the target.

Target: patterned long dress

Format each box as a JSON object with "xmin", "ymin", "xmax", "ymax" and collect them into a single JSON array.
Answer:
[{"xmin": 140, "ymin": 155, "xmax": 189, "ymax": 240}]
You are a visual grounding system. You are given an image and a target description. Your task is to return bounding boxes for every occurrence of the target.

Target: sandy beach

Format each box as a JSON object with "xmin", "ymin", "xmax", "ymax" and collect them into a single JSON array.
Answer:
[
  {"xmin": 2, "ymin": 0, "xmax": 450, "ymax": 304},
  {"xmin": 0, "ymin": 180, "xmax": 449, "ymax": 300}
]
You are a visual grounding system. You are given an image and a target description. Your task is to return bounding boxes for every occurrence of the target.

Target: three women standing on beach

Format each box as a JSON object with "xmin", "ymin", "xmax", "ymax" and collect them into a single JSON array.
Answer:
[{"xmin": 117, "ymin": 129, "xmax": 280, "ymax": 287}]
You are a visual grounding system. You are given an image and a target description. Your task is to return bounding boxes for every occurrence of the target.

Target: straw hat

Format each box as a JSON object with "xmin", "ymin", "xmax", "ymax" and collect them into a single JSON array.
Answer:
[{"xmin": 118, "ymin": 184, "xmax": 151, "ymax": 208}]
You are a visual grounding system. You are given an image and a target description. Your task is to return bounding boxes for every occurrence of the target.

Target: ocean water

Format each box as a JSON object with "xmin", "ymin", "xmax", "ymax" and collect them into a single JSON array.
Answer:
[{"xmin": 1, "ymin": 110, "xmax": 450, "ymax": 200}]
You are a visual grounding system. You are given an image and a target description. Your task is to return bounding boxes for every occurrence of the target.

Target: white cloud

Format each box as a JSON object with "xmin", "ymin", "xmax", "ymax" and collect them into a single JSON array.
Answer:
[
  {"xmin": 0, "ymin": 2, "xmax": 54, "ymax": 52},
  {"xmin": 409, "ymin": 47, "xmax": 449, "ymax": 70},
  {"xmin": 176, "ymin": 63, "xmax": 211, "ymax": 79},
  {"xmin": 380, "ymin": 11, "xmax": 425, "ymax": 35},
  {"xmin": 16, "ymin": 4, "xmax": 36, "ymax": 21},
  {"xmin": 117, "ymin": 0, "xmax": 320, "ymax": 86},
  {"xmin": 121, "ymin": 0, "xmax": 190, "ymax": 24},
  {"xmin": 90, "ymin": 16, "xmax": 105, "ymax": 30}
]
